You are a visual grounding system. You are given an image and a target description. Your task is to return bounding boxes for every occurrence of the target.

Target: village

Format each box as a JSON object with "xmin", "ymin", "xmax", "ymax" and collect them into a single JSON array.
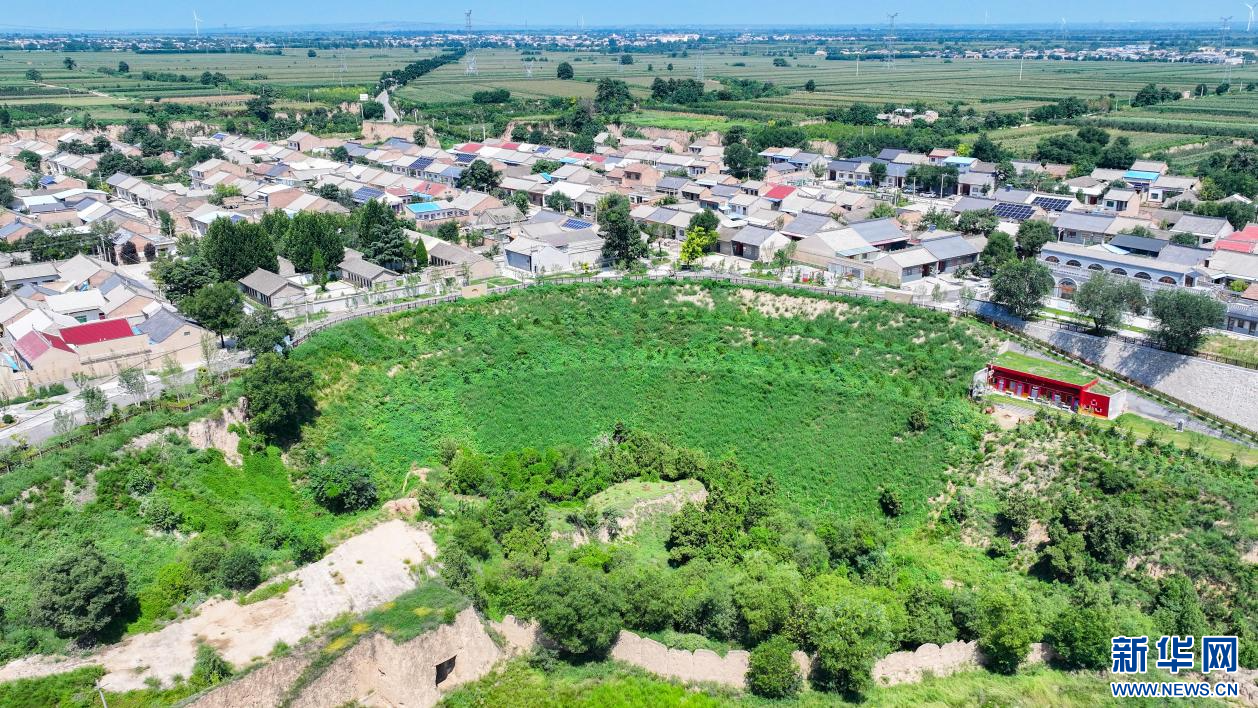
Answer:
[{"xmin": 0, "ymin": 112, "xmax": 1254, "ymax": 418}]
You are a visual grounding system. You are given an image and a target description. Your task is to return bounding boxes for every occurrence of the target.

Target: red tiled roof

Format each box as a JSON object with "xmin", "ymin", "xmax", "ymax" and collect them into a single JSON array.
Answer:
[
  {"xmin": 764, "ymin": 185, "xmax": 796, "ymax": 200},
  {"xmin": 1216, "ymin": 239, "xmax": 1256, "ymax": 254},
  {"xmin": 58, "ymin": 318, "xmax": 136, "ymax": 345},
  {"xmin": 501, "ymin": 142, "xmax": 520, "ymax": 150},
  {"xmin": 13, "ymin": 331, "xmax": 71, "ymax": 363},
  {"xmin": 457, "ymin": 143, "xmax": 483, "ymax": 153},
  {"xmin": 1230, "ymin": 225, "xmax": 1258, "ymax": 242}
]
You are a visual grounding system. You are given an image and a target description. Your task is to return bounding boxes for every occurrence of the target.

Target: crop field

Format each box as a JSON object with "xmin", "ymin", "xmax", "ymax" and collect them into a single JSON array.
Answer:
[
  {"xmin": 0, "ymin": 49, "xmax": 427, "ymax": 98},
  {"xmin": 394, "ymin": 48, "xmax": 1258, "ymax": 113}
]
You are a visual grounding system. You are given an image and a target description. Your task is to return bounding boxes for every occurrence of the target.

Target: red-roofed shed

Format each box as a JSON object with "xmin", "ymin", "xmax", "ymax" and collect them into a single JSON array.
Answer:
[
  {"xmin": 764, "ymin": 185, "xmax": 796, "ymax": 201},
  {"xmin": 58, "ymin": 319, "xmax": 136, "ymax": 346}
]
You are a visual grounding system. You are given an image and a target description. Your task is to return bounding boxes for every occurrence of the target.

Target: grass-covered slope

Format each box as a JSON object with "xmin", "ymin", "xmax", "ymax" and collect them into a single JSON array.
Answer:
[{"xmin": 293, "ymin": 282, "xmax": 995, "ymax": 519}]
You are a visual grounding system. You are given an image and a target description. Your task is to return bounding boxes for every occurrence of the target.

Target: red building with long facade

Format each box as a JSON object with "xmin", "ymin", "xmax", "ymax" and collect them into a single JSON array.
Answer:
[{"xmin": 986, "ymin": 351, "xmax": 1125, "ymax": 419}]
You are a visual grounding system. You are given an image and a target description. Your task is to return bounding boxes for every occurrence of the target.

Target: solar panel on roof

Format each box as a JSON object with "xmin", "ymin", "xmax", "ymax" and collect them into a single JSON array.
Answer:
[
  {"xmin": 1031, "ymin": 196, "xmax": 1071, "ymax": 212},
  {"xmin": 562, "ymin": 218, "xmax": 593, "ymax": 230},
  {"xmin": 455, "ymin": 154, "xmax": 476, "ymax": 164},
  {"xmin": 993, "ymin": 203, "xmax": 1035, "ymax": 221}
]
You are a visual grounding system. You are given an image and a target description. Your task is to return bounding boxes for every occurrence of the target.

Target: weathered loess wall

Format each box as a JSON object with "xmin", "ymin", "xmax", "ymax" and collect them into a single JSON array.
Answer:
[
  {"xmin": 292, "ymin": 608, "xmax": 499, "ymax": 708},
  {"xmin": 873, "ymin": 640, "xmax": 1053, "ymax": 686},
  {"xmin": 191, "ymin": 608, "xmax": 499, "ymax": 708}
]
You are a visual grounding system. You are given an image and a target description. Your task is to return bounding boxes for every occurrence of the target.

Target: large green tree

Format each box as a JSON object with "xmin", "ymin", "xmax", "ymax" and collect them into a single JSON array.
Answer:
[
  {"xmin": 808, "ymin": 596, "xmax": 894, "ymax": 696},
  {"xmin": 0, "ymin": 177, "xmax": 14, "ymax": 209},
  {"xmin": 534, "ymin": 564, "xmax": 623, "ymax": 657},
  {"xmin": 976, "ymin": 585, "xmax": 1040, "ymax": 674},
  {"xmin": 724, "ymin": 143, "xmax": 766, "ymax": 180},
  {"xmin": 1074, "ymin": 272, "xmax": 1146, "ymax": 333},
  {"xmin": 183, "ymin": 282, "xmax": 243, "ymax": 345},
  {"xmin": 201, "ymin": 218, "xmax": 278, "ymax": 282},
  {"xmin": 977, "ymin": 231, "xmax": 1016, "ymax": 276},
  {"xmin": 598, "ymin": 193, "xmax": 647, "ymax": 266},
  {"xmin": 151, "ymin": 255, "xmax": 219, "ymax": 304},
  {"xmin": 1014, "ymin": 219, "xmax": 1054, "ymax": 259},
  {"xmin": 234, "ymin": 309, "xmax": 292, "ymax": 355},
  {"xmin": 957, "ymin": 209, "xmax": 999, "ymax": 236},
  {"xmin": 991, "ymin": 259, "xmax": 1053, "ymax": 320},
  {"xmin": 679, "ymin": 226, "xmax": 718, "ymax": 266},
  {"xmin": 1148, "ymin": 290, "xmax": 1226, "ymax": 353},
  {"xmin": 30, "ymin": 543, "xmax": 130, "ymax": 641},
  {"xmin": 971, "ymin": 133, "xmax": 1006, "ymax": 163},
  {"xmin": 1051, "ymin": 584, "xmax": 1119, "ymax": 671},
  {"xmin": 593, "ymin": 78, "xmax": 634, "ymax": 114},
  {"xmin": 282, "ymin": 212, "xmax": 345, "ymax": 273},
  {"xmin": 456, "ymin": 159, "xmax": 501, "ymax": 193},
  {"xmin": 746, "ymin": 635, "xmax": 803, "ymax": 699},
  {"xmin": 242, "ymin": 353, "xmax": 316, "ymax": 443}
]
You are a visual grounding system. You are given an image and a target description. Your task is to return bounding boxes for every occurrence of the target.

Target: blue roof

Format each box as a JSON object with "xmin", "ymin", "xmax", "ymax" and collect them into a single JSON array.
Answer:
[
  {"xmin": 1124, "ymin": 170, "xmax": 1159, "ymax": 181},
  {"xmin": 407, "ymin": 202, "xmax": 444, "ymax": 214},
  {"xmin": 1, "ymin": 353, "xmax": 16, "ymax": 372},
  {"xmin": 38, "ymin": 175, "xmax": 55, "ymax": 186},
  {"xmin": 943, "ymin": 156, "xmax": 977, "ymax": 165},
  {"xmin": 212, "ymin": 132, "xmax": 227, "ymax": 140}
]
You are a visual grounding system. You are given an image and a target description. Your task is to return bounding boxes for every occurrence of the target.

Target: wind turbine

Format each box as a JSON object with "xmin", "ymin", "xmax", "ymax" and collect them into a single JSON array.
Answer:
[
  {"xmin": 1246, "ymin": 3, "xmax": 1255, "ymax": 32},
  {"xmin": 192, "ymin": 10, "xmax": 203, "ymax": 38}
]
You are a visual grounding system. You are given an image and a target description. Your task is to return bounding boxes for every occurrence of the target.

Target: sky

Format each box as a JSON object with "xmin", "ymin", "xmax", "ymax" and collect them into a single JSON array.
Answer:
[{"xmin": 0, "ymin": 0, "xmax": 1251, "ymax": 32}]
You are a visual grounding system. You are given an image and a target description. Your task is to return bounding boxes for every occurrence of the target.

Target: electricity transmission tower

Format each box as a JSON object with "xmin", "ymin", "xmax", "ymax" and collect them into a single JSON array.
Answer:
[
  {"xmin": 464, "ymin": 9, "xmax": 478, "ymax": 75},
  {"xmin": 1222, "ymin": 16, "xmax": 1234, "ymax": 84},
  {"xmin": 885, "ymin": 13, "xmax": 899, "ymax": 70}
]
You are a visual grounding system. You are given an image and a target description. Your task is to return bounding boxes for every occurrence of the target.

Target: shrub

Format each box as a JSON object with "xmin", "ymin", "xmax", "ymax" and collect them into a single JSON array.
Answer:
[
  {"xmin": 218, "ymin": 547, "xmax": 261, "ymax": 591},
  {"xmin": 187, "ymin": 541, "xmax": 226, "ymax": 586},
  {"xmin": 997, "ymin": 489, "xmax": 1037, "ymax": 539},
  {"xmin": 414, "ymin": 482, "xmax": 441, "ymax": 518},
  {"xmin": 140, "ymin": 495, "xmax": 181, "ymax": 532},
  {"xmin": 746, "ymin": 635, "xmax": 802, "ymax": 699},
  {"xmin": 307, "ymin": 463, "xmax": 378, "ymax": 513},
  {"xmin": 907, "ymin": 407, "xmax": 928, "ymax": 432},
  {"xmin": 452, "ymin": 516, "xmax": 496, "ymax": 560},
  {"xmin": 878, "ymin": 487, "xmax": 903, "ymax": 517},
  {"xmin": 190, "ymin": 643, "xmax": 233, "ymax": 689},
  {"xmin": 287, "ymin": 532, "xmax": 324, "ymax": 564},
  {"xmin": 29, "ymin": 544, "xmax": 130, "ymax": 641}
]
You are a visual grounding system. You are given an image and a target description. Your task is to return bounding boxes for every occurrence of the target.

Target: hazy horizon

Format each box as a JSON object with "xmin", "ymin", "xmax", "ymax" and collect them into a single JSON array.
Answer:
[{"xmin": 1, "ymin": 0, "xmax": 1254, "ymax": 34}]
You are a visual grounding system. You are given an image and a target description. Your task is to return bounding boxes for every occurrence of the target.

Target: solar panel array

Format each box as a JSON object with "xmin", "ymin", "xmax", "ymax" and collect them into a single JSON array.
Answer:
[
  {"xmin": 353, "ymin": 187, "xmax": 384, "ymax": 202},
  {"xmin": 454, "ymin": 154, "xmax": 476, "ymax": 164},
  {"xmin": 1032, "ymin": 196, "xmax": 1072, "ymax": 212},
  {"xmin": 993, "ymin": 202, "xmax": 1035, "ymax": 221},
  {"xmin": 562, "ymin": 218, "xmax": 594, "ymax": 230}
]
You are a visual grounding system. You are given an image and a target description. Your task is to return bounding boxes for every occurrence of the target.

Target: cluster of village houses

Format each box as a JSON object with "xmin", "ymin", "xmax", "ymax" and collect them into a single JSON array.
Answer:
[{"xmin": 0, "ymin": 118, "xmax": 1256, "ymax": 399}]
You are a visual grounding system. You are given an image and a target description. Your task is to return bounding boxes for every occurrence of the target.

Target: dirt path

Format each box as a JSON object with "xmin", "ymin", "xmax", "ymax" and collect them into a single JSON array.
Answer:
[{"xmin": 0, "ymin": 520, "xmax": 437, "ymax": 692}]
